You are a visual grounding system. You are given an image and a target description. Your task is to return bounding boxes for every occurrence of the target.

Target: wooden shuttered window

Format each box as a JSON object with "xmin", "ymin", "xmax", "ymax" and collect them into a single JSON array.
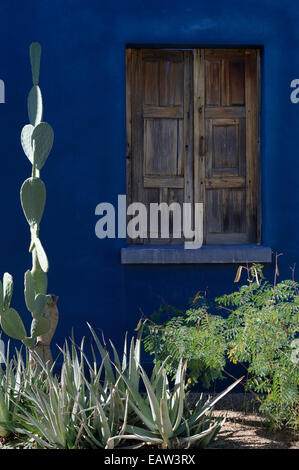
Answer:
[{"xmin": 126, "ymin": 48, "xmax": 260, "ymax": 245}]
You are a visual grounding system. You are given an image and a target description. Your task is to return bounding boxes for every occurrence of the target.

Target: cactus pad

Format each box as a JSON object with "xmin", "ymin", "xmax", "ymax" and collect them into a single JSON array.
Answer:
[
  {"xmin": 24, "ymin": 270, "xmax": 35, "ymax": 312},
  {"xmin": 21, "ymin": 124, "xmax": 34, "ymax": 164},
  {"xmin": 35, "ymin": 237, "xmax": 49, "ymax": 272},
  {"xmin": 30, "ymin": 316, "xmax": 50, "ymax": 337},
  {"xmin": 1, "ymin": 308, "xmax": 26, "ymax": 340},
  {"xmin": 32, "ymin": 269, "xmax": 48, "ymax": 295},
  {"xmin": 20, "ymin": 177, "xmax": 46, "ymax": 226},
  {"xmin": 28, "ymin": 85, "xmax": 43, "ymax": 126},
  {"xmin": 33, "ymin": 293, "xmax": 47, "ymax": 318},
  {"xmin": 30, "ymin": 42, "xmax": 41, "ymax": 86},
  {"xmin": 31, "ymin": 122, "xmax": 54, "ymax": 170}
]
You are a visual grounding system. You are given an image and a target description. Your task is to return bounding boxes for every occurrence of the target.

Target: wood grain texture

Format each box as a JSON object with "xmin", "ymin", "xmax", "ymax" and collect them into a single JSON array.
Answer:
[{"xmin": 127, "ymin": 47, "xmax": 260, "ymax": 246}]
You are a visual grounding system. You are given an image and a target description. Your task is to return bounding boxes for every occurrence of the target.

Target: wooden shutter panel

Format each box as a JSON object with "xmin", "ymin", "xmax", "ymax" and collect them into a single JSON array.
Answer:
[
  {"xmin": 127, "ymin": 48, "xmax": 260, "ymax": 246},
  {"xmin": 128, "ymin": 49, "xmax": 193, "ymax": 244},
  {"xmin": 194, "ymin": 48, "xmax": 259, "ymax": 244}
]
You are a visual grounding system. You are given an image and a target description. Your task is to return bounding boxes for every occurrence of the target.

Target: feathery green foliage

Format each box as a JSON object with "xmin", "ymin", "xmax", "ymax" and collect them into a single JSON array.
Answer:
[{"xmin": 143, "ymin": 263, "xmax": 299, "ymax": 431}]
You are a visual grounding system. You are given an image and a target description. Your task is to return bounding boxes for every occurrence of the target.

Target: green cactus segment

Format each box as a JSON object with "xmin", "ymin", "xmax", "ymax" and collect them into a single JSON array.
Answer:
[
  {"xmin": 22, "ymin": 337, "xmax": 35, "ymax": 348},
  {"xmin": 0, "ymin": 308, "xmax": 26, "ymax": 340},
  {"xmin": 31, "ymin": 122, "xmax": 54, "ymax": 170},
  {"xmin": 31, "ymin": 249, "xmax": 48, "ymax": 294},
  {"xmin": 21, "ymin": 124, "xmax": 34, "ymax": 164},
  {"xmin": 3, "ymin": 273, "xmax": 13, "ymax": 311},
  {"xmin": 0, "ymin": 43, "xmax": 55, "ymax": 349},
  {"xmin": 28, "ymin": 85, "xmax": 43, "ymax": 126},
  {"xmin": 33, "ymin": 293, "xmax": 47, "ymax": 318},
  {"xmin": 32, "ymin": 269, "xmax": 48, "ymax": 295},
  {"xmin": 30, "ymin": 316, "xmax": 50, "ymax": 338},
  {"xmin": 20, "ymin": 177, "xmax": 46, "ymax": 226},
  {"xmin": 30, "ymin": 42, "xmax": 41, "ymax": 86},
  {"xmin": 24, "ymin": 270, "xmax": 35, "ymax": 312},
  {"xmin": 34, "ymin": 238, "xmax": 49, "ymax": 273}
]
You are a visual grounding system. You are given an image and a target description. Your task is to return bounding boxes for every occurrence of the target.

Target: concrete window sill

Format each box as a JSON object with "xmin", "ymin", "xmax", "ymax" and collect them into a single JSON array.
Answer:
[{"xmin": 121, "ymin": 245, "xmax": 272, "ymax": 264}]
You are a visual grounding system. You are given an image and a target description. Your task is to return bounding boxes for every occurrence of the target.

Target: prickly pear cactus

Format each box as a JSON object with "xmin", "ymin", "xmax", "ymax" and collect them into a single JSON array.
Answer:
[{"xmin": 0, "ymin": 43, "xmax": 58, "ymax": 363}]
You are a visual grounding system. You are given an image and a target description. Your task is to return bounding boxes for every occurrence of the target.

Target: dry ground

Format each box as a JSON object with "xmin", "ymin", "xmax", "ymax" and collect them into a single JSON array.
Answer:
[{"xmin": 197, "ymin": 393, "xmax": 299, "ymax": 449}]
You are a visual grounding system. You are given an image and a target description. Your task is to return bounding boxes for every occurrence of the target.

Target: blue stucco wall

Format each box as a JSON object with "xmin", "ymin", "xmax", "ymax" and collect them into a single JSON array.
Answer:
[{"xmin": 0, "ymin": 0, "xmax": 298, "ymax": 355}]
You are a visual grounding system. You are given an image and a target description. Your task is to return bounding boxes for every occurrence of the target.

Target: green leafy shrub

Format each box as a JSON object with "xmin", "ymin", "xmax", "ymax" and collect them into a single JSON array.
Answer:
[
  {"xmin": 217, "ymin": 264, "xmax": 299, "ymax": 431},
  {"xmin": 143, "ymin": 297, "xmax": 227, "ymax": 388},
  {"xmin": 143, "ymin": 263, "xmax": 299, "ymax": 431}
]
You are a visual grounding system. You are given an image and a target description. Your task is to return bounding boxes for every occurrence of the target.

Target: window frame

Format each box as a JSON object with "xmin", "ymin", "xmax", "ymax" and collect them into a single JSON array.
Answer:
[{"xmin": 123, "ymin": 47, "xmax": 269, "ymax": 264}]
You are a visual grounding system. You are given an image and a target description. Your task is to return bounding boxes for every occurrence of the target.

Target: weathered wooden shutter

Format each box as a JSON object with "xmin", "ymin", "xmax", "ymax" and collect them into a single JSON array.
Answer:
[
  {"xmin": 194, "ymin": 48, "xmax": 259, "ymax": 244},
  {"xmin": 127, "ymin": 49, "xmax": 193, "ymax": 244},
  {"xmin": 127, "ymin": 48, "xmax": 260, "ymax": 245}
]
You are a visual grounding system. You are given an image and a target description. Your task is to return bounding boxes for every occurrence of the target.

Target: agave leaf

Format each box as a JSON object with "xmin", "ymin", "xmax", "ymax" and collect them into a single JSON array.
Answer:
[
  {"xmin": 122, "ymin": 332, "xmax": 128, "ymax": 371},
  {"xmin": 160, "ymin": 396, "xmax": 173, "ymax": 439},
  {"xmin": 172, "ymin": 360, "xmax": 187, "ymax": 432},
  {"xmin": 114, "ymin": 365, "xmax": 155, "ymax": 431},
  {"xmin": 139, "ymin": 365, "xmax": 161, "ymax": 430},
  {"xmin": 109, "ymin": 340, "xmax": 126, "ymax": 394},
  {"xmin": 197, "ymin": 418, "xmax": 225, "ymax": 449},
  {"xmin": 184, "ymin": 376, "xmax": 244, "ymax": 430},
  {"xmin": 107, "ymin": 433, "xmax": 163, "ymax": 449},
  {"xmin": 87, "ymin": 323, "xmax": 115, "ymax": 385},
  {"xmin": 176, "ymin": 421, "xmax": 220, "ymax": 445},
  {"xmin": 128, "ymin": 337, "xmax": 139, "ymax": 392}
]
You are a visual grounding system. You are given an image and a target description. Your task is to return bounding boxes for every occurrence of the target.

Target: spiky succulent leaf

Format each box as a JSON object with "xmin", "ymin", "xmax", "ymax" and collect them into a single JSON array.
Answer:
[
  {"xmin": 28, "ymin": 85, "xmax": 43, "ymax": 126},
  {"xmin": 3, "ymin": 273, "xmax": 13, "ymax": 310},
  {"xmin": 139, "ymin": 365, "xmax": 161, "ymax": 430},
  {"xmin": 0, "ymin": 308, "xmax": 26, "ymax": 340},
  {"xmin": 21, "ymin": 124, "xmax": 34, "ymax": 164},
  {"xmin": 20, "ymin": 177, "xmax": 46, "ymax": 226},
  {"xmin": 24, "ymin": 270, "xmax": 35, "ymax": 312},
  {"xmin": 30, "ymin": 42, "xmax": 41, "ymax": 85},
  {"xmin": 31, "ymin": 122, "xmax": 54, "ymax": 170},
  {"xmin": 30, "ymin": 317, "xmax": 50, "ymax": 337},
  {"xmin": 175, "ymin": 421, "xmax": 221, "ymax": 447}
]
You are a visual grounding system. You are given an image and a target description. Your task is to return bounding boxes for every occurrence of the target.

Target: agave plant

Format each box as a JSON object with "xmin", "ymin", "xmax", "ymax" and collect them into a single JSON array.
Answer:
[
  {"xmin": 0, "ymin": 342, "xmax": 46, "ymax": 439},
  {"xmin": 11, "ymin": 338, "xmax": 128, "ymax": 449},
  {"xmin": 107, "ymin": 358, "xmax": 243, "ymax": 449}
]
